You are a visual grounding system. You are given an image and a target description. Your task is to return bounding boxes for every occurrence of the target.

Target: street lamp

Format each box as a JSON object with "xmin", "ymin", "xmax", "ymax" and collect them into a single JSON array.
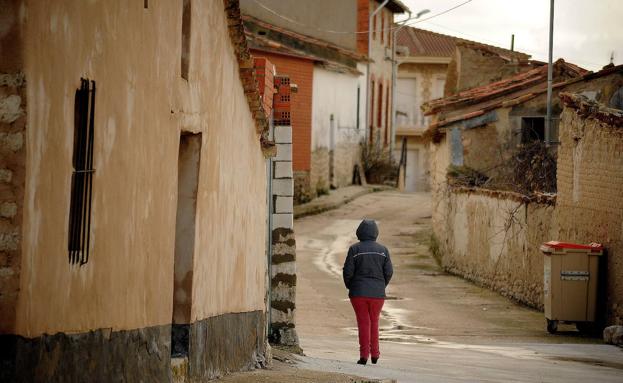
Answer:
[{"xmin": 390, "ymin": 9, "xmax": 430, "ymax": 155}]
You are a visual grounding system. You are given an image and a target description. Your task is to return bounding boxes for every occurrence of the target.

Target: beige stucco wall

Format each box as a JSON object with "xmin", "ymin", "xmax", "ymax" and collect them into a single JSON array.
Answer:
[
  {"xmin": 437, "ymin": 190, "xmax": 555, "ymax": 309},
  {"xmin": 16, "ymin": 0, "xmax": 266, "ymax": 337},
  {"xmin": 555, "ymin": 104, "xmax": 623, "ymax": 325}
]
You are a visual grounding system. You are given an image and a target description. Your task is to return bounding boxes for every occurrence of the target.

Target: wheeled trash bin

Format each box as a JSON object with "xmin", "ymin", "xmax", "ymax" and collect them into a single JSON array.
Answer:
[{"xmin": 540, "ymin": 241, "xmax": 603, "ymax": 334}]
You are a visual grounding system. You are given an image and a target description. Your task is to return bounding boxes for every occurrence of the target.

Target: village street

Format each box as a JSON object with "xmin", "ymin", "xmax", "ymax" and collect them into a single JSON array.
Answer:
[{"xmin": 293, "ymin": 191, "xmax": 623, "ymax": 383}]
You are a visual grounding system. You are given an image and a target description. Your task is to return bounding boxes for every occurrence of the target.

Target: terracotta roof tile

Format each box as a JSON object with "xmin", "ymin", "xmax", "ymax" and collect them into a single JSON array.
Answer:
[
  {"xmin": 424, "ymin": 62, "xmax": 623, "ymax": 131},
  {"xmin": 423, "ymin": 59, "xmax": 589, "ymax": 115},
  {"xmin": 396, "ymin": 26, "xmax": 529, "ymax": 59}
]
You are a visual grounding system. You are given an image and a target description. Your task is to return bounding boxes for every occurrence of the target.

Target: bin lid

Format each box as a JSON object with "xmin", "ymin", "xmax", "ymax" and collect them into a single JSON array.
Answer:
[{"xmin": 541, "ymin": 241, "xmax": 603, "ymax": 253}]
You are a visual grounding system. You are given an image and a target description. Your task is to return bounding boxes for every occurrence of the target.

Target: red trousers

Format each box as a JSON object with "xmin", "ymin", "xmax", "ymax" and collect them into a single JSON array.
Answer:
[{"xmin": 350, "ymin": 296, "xmax": 385, "ymax": 359}]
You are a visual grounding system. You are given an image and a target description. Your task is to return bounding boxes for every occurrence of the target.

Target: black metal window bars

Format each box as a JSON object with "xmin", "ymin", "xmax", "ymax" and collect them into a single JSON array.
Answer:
[{"xmin": 68, "ymin": 78, "xmax": 96, "ymax": 265}]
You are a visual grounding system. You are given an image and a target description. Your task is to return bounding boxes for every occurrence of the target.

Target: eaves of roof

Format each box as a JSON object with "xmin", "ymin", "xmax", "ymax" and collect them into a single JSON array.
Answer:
[
  {"xmin": 426, "ymin": 63, "xmax": 623, "ymax": 132},
  {"xmin": 423, "ymin": 59, "xmax": 589, "ymax": 116},
  {"xmin": 242, "ymin": 14, "xmax": 368, "ymax": 63},
  {"xmin": 560, "ymin": 92, "xmax": 623, "ymax": 128},
  {"xmin": 246, "ymin": 32, "xmax": 362, "ymax": 76},
  {"xmin": 223, "ymin": 0, "xmax": 273, "ymax": 156}
]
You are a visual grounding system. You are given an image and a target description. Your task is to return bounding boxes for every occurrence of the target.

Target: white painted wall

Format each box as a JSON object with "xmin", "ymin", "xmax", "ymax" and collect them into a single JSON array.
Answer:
[
  {"xmin": 396, "ymin": 78, "xmax": 418, "ymax": 128},
  {"xmin": 312, "ymin": 65, "xmax": 366, "ymax": 149}
]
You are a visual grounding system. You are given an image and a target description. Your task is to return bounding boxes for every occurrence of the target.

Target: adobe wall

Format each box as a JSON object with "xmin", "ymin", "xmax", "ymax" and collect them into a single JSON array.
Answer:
[
  {"xmin": 436, "ymin": 189, "xmax": 556, "ymax": 309},
  {"xmin": 446, "ymin": 44, "xmax": 529, "ymax": 94},
  {"xmin": 3, "ymin": 0, "xmax": 268, "ymax": 381},
  {"xmin": 555, "ymin": 96, "xmax": 623, "ymax": 325}
]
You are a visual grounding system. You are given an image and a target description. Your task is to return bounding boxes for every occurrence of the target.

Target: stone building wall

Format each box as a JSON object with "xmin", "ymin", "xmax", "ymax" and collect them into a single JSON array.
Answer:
[
  {"xmin": 0, "ymin": 0, "xmax": 26, "ymax": 335},
  {"xmin": 270, "ymin": 120, "xmax": 299, "ymax": 346},
  {"xmin": 437, "ymin": 188, "xmax": 556, "ymax": 309},
  {"xmin": 555, "ymin": 93, "xmax": 623, "ymax": 325}
]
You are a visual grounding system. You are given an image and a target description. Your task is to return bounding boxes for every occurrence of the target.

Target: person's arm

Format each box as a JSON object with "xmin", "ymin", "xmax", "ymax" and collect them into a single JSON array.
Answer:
[
  {"xmin": 383, "ymin": 247, "xmax": 393, "ymax": 286},
  {"xmin": 343, "ymin": 247, "xmax": 355, "ymax": 289}
]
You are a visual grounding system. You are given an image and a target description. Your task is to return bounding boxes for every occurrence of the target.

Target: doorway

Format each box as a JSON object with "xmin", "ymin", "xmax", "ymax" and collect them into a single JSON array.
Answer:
[
  {"xmin": 171, "ymin": 132, "xmax": 202, "ymax": 357},
  {"xmin": 405, "ymin": 149, "xmax": 419, "ymax": 192}
]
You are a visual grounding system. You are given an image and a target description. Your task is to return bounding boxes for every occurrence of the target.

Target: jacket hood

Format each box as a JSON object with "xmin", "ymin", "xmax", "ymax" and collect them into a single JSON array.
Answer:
[{"xmin": 356, "ymin": 219, "xmax": 379, "ymax": 241}]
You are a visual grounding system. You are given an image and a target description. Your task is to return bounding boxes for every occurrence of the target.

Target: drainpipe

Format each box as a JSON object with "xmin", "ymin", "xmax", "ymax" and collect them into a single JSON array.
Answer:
[
  {"xmin": 365, "ymin": 0, "xmax": 389, "ymax": 145},
  {"xmin": 545, "ymin": 0, "xmax": 554, "ymax": 147}
]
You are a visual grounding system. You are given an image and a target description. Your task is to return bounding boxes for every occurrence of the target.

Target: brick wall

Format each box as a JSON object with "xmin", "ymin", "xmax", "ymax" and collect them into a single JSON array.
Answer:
[
  {"xmin": 556, "ymin": 94, "xmax": 623, "ymax": 325},
  {"xmin": 0, "ymin": 0, "xmax": 25, "ymax": 334},
  {"xmin": 251, "ymin": 50, "xmax": 313, "ymax": 172},
  {"xmin": 356, "ymin": 0, "xmax": 369, "ymax": 55}
]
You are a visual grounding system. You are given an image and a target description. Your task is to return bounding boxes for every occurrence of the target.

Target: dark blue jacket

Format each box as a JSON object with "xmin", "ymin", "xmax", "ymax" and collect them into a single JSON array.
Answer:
[{"xmin": 342, "ymin": 219, "xmax": 393, "ymax": 298}]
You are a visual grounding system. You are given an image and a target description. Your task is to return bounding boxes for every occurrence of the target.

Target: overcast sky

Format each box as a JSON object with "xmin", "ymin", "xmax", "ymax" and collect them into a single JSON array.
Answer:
[{"xmin": 399, "ymin": 0, "xmax": 622, "ymax": 71}]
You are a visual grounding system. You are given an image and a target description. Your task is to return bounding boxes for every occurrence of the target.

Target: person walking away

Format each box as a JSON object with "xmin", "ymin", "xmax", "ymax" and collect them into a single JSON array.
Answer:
[{"xmin": 342, "ymin": 219, "xmax": 393, "ymax": 365}]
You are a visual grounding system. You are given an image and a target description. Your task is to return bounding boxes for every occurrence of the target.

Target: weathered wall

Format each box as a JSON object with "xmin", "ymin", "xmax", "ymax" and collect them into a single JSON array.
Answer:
[
  {"xmin": 0, "ymin": 0, "xmax": 26, "ymax": 335},
  {"xmin": 15, "ymin": 0, "xmax": 266, "ymax": 339},
  {"xmin": 437, "ymin": 189, "xmax": 556, "ymax": 309},
  {"xmin": 311, "ymin": 66, "xmax": 364, "ymax": 193},
  {"xmin": 445, "ymin": 71, "xmax": 623, "ymax": 177},
  {"xmin": 555, "ymin": 96, "xmax": 623, "ymax": 325},
  {"xmin": 240, "ymin": 0, "xmax": 357, "ymax": 50},
  {"xmin": 446, "ymin": 44, "xmax": 529, "ymax": 94},
  {"xmin": 396, "ymin": 63, "xmax": 447, "ymax": 130}
]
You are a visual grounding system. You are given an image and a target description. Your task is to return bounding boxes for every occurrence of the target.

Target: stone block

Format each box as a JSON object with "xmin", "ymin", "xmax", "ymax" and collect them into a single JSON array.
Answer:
[
  {"xmin": 272, "ymin": 179, "xmax": 293, "ymax": 196},
  {"xmin": 271, "ymin": 261, "xmax": 296, "ymax": 277},
  {"xmin": 0, "ymin": 231, "xmax": 18, "ymax": 251},
  {"xmin": 274, "ymin": 143, "xmax": 292, "ymax": 162},
  {"xmin": 273, "ymin": 161, "xmax": 292, "ymax": 179},
  {"xmin": 0, "ymin": 72, "xmax": 25, "ymax": 87},
  {"xmin": 272, "ymin": 213, "xmax": 293, "ymax": 230},
  {"xmin": 0, "ymin": 169, "xmax": 11, "ymax": 183},
  {"xmin": 0, "ymin": 132, "xmax": 23, "ymax": 151},
  {"xmin": 603, "ymin": 325, "xmax": 623, "ymax": 346},
  {"xmin": 0, "ymin": 202, "xmax": 17, "ymax": 218},
  {"xmin": 275, "ymin": 196, "xmax": 292, "ymax": 214},
  {"xmin": 0, "ymin": 95, "xmax": 24, "ymax": 124},
  {"xmin": 274, "ymin": 126, "xmax": 292, "ymax": 144}
]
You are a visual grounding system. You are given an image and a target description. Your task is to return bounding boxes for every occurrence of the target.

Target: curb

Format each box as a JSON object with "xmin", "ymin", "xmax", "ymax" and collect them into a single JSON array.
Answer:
[{"xmin": 293, "ymin": 186, "xmax": 390, "ymax": 219}]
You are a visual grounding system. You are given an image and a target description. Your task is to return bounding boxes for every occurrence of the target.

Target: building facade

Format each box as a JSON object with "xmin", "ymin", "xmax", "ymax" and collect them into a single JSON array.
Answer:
[
  {"xmin": 394, "ymin": 28, "xmax": 529, "ymax": 192},
  {"xmin": 1, "ymin": 1, "xmax": 273, "ymax": 381},
  {"xmin": 241, "ymin": 3, "xmax": 369, "ymax": 202}
]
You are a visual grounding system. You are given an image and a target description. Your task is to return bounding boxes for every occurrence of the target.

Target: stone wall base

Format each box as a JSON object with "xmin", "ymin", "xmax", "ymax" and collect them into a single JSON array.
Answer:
[
  {"xmin": 293, "ymin": 171, "xmax": 312, "ymax": 204},
  {"xmin": 0, "ymin": 310, "xmax": 267, "ymax": 382}
]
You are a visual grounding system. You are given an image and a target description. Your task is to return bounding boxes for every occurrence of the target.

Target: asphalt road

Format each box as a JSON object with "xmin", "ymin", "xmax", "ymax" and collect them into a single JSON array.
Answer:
[{"xmin": 293, "ymin": 191, "xmax": 623, "ymax": 383}]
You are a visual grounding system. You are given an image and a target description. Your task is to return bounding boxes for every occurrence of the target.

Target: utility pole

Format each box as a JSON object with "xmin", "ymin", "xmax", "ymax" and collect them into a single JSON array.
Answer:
[{"xmin": 545, "ymin": 0, "xmax": 554, "ymax": 147}]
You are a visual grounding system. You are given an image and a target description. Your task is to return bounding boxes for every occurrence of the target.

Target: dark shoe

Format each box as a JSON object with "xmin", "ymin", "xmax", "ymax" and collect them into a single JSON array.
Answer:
[
  {"xmin": 357, "ymin": 358, "xmax": 367, "ymax": 365},
  {"xmin": 371, "ymin": 356, "xmax": 379, "ymax": 364}
]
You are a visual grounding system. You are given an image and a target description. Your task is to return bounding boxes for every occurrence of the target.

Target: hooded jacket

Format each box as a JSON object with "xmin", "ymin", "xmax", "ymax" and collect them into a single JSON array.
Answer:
[{"xmin": 342, "ymin": 219, "xmax": 393, "ymax": 298}]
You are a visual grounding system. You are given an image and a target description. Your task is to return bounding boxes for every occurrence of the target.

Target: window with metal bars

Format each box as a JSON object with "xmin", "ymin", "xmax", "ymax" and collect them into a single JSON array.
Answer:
[{"xmin": 68, "ymin": 78, "xmax": 96, "ymax": 265}]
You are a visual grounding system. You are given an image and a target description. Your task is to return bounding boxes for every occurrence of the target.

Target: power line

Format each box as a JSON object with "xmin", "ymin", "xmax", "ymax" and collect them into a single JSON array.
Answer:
[
  {"xmin": 250, "ymin": 0, "xmax": 474, "ymax": 35},
  {"xmin": 404, "ymin": 0, "xmax": 473, "ymax": 28}
]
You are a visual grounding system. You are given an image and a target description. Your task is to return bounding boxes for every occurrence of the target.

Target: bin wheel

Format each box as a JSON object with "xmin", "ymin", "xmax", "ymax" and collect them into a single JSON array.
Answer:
[
  {"xmin": 547, "ymin": 319, "xmax": 558, "ymax": 334},
  {"xmin": 576, "ymin": 322, "xmax": 597, "ymax": 335}
]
